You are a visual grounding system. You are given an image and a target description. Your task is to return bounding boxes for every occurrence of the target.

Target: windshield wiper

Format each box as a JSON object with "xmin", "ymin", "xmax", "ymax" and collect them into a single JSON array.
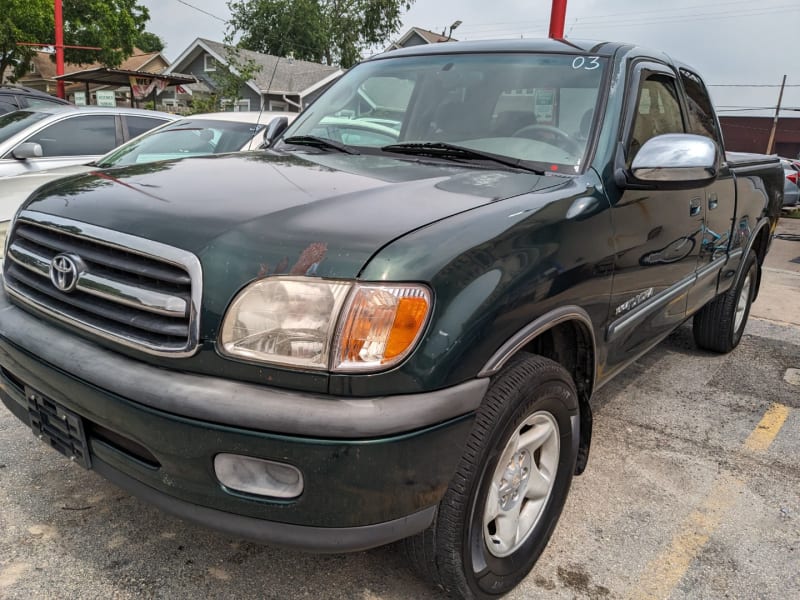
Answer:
[
  {"xmin": 381, "ymin": 142, "xmax": 543, "ymax": 173},
  {"xmin": 282, "ymin": 135, "xmax": 360, "ymax": 155}
]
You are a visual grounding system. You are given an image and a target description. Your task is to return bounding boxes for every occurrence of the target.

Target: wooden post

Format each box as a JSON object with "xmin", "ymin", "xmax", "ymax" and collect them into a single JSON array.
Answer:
[{"xmin": 766, "ymin": 75, "xmax": 787, "ymax": 155}]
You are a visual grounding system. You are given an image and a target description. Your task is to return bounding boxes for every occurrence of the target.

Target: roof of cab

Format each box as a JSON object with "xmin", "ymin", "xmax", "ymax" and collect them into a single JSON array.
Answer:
[{"xmin": 371, "ymin": 38, "xmax": 625, "ymax": 61}]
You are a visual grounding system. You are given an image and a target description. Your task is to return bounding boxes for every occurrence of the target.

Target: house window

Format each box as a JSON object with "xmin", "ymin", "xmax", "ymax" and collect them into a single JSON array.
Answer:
[
  {"xmin": 222, "ymin": 98, "xmax": 251, "ymax": 112},
  {"xmin": 204, "ymin": 54, "xmax": 217, "ymax": 72},
  {"xmin": 268, "ymin": 100, "xmax": 288, "ymax": 111},
  {"xmin": 29, "ymin": 62, "xmax": 36, "ymax": 74}
]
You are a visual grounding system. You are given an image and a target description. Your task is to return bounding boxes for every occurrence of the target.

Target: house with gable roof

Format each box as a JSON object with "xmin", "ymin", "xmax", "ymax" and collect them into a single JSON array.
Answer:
[
  {"xmin": 15, "ymin": 49, "xmax": 169, "ymax": 98},
  {"xmin": 162, "ymin": 38, "xmax": 342, "ymax": 112},
  {"xmin": 385, "ymin": 27, "xmax": 456, "ymax": 51}
]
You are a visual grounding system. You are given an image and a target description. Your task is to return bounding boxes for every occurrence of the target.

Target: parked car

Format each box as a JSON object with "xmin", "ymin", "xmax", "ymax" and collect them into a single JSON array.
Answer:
[
  {"xmin": 781, "ymin": 157, "xmax": 800, "ymax": 207},
  {"xmin": 0, "ymin": 84, "xmax": 71, "ymax": 115},
  {"xmin": 0, "ymin": 105, "xmax": 175, "ymax": 178},
  {"xmin": 0, "ymin": 111, "xmax": 296, "ymax": 253},
  {"xmin": 0, "ymin": 39, "xmax": 783, "ymax": 599},
  {"xmin": 98, "ymin": 110, "xmax": 296, "ymax": 165}
]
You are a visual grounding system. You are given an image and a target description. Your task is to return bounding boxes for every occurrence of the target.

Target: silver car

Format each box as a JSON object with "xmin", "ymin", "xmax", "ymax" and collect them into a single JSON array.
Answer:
[
  {"xmin": 0, "ymin": 105, "xmax": 175, "ymax": 178},
  {"xmin": 781, "ymin": 158, "xmax": 800, "ymax": 207},
  {"xmin": 0, "ymin": 110, "xmax": 296, "ymax": 252}
]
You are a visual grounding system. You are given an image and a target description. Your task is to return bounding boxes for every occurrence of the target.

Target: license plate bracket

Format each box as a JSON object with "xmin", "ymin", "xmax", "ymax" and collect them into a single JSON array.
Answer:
[{"xmin": 25, "ymin": 387, "xmax": 91, "ymax": 469}]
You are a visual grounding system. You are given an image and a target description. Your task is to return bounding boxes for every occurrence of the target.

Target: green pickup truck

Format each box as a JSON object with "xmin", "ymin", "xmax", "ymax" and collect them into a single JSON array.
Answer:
[{"xmin": 0, "ymin": 39, "xmax": 782, "ymax": 598}]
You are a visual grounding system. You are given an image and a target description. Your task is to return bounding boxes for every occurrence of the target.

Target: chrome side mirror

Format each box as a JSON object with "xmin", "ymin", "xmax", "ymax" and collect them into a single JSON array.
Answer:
[
  {"xmin": 631, "ymin": 133, "xmax": 717, "ymax": 184},
  {"xmin": 11, "ymin": 142, "xmax": 43, "ymax": 160}
]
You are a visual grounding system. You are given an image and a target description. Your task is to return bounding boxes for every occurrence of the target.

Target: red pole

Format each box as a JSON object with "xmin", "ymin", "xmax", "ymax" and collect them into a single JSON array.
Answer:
[
  {"xmin": 549, "ymin": 0, "xmax": 567, "ymax": 39},
  {"xmin": 55, "ymin": 0, "xmax": 65, "ymax": 98}
]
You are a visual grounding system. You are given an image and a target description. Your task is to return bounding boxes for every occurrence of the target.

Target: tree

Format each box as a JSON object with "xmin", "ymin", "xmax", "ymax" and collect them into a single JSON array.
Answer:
[
  {"xmin": 0, "ymin": 0, "xmax": 52, "ymax": 82},
  {"xmin": 61, "ymin": 0, "xmax": 150, "ymax": 66},
  {"xmin": 0, "ymin": 0, "xmax": 150, "ymax": 83},
  {"xmin": 227, "ymin": 0, "xmax": 415, "ymax": 68},
  {"xmin": 136, "ymin": 31, "xmax": 165, "ymax": 53}
]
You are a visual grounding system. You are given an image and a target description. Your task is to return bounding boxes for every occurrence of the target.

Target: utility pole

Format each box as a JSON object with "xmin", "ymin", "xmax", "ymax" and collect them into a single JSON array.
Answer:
[
  {"xmin": 549, "ymin": 0, "xmax": 568, "ymax": 39},
  {"xmin": 55, "ymin": 0, "xmax": 65, "ymax": 99},
  {"xmin": 766, "ymin": 74, "xmax": 786, "ymax": 155}
]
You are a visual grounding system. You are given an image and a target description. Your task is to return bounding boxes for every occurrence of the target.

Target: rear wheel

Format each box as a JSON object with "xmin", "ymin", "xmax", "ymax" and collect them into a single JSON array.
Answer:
[
  {"xmin": 693, "ymin": 250, "xmax": 758, "ymax": 353},
  {"xmin": 403, "ymin": 354, "xmax": 579, "ymax": 599}
]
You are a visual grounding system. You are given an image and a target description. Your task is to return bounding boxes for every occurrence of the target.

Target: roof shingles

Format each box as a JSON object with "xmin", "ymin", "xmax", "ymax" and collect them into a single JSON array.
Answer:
[{"xmin": 199, "ymin": 39, "xmax": 338, "ymax": 95}]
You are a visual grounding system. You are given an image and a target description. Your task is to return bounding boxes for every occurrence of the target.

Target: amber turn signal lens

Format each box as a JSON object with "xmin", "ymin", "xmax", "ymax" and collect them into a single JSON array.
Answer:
[
  {"xmin": 333, "ymin": 284, "xmax": 431, "ymax": 372},
  {"xmin": 384, "ymin": 297, "xmax": 429, "ymax": 359}
]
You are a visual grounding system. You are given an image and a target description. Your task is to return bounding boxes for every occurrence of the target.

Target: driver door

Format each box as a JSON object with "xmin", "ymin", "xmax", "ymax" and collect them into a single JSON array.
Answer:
[{"xmin": 605, "ymin": 63, "xmax": 704, "ymax": 373}]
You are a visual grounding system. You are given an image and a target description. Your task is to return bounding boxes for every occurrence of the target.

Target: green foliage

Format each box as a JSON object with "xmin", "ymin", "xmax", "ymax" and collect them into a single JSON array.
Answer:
[
  {"xmin": 227, "ymin": 0, "xmax": 415, "ymax": 68},
  {"xmin": 0, "ymin": 0, "xmax": 150, "ymax": 83},
  {"xmin": 136, "ymin": 31, "xmax": 165, "ymax": 53},
  {"xmin": 0, "ymin": 0, "xmax": 52, "ymax": 82},
  {"xmin": 62, "ymin": 0, "xmax": 150, "ymax": 66}
]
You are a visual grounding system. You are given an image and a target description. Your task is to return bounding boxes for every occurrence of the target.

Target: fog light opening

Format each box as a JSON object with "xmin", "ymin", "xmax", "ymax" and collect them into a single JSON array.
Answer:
[{"xmin": 214, "ymin": 453, "xmax": 304, "ymax": 499}]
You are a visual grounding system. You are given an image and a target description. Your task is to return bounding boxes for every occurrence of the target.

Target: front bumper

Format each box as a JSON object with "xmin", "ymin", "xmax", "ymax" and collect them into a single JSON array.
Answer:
[{"xmin": 0, "ymin": 289, "xmax": 488, "ymax": 552}]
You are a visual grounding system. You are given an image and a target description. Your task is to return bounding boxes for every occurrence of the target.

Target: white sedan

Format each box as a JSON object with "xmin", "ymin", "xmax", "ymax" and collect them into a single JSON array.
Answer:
[{"xmin": 0, "ymin": 110, "xmax": 296, "ymax": 253}]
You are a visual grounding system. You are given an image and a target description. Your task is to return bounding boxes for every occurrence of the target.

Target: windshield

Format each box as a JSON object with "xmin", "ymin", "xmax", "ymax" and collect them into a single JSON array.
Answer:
[
  {"xmin": 97, "ymin": 118, "xmax": 267, "ymax": 167},
  {"xmin": 0, "ymin": 111, "xmax": 49, "ymax": 145},
  {"xmin": 282, "ymin": 52, "xmax": 607, "ymax": 172}
]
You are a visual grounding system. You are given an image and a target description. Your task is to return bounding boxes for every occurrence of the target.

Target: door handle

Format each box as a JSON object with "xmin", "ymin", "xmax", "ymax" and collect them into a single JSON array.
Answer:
[
  {"xmin": 708, "ymin": 193, "xmax": 719, "ymax": 210},
  {"xmin": 689, "ymin": 197, "xmax": 702, "ymax": 217}
]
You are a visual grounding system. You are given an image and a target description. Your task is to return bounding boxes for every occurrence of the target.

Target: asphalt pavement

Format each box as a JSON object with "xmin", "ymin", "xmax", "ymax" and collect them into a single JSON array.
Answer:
[{"xmin": 0, "ymin": 220, "xmax": 798, "ymax": 599}]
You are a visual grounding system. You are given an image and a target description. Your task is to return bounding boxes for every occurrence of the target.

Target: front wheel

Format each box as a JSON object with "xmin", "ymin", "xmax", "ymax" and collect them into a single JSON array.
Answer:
[
  {"xmin": 693, "ymin": 249, "xmax": 759, "ymax": 353},
  {"xmin": 404, "ymin": 354, "xmax": 579, "ymax": 599}
]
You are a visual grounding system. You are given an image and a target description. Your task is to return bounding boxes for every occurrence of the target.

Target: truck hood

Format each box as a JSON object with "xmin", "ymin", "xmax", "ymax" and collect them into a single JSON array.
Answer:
[{"xmin": 22, "ymin": 151, "xmax": 567, "ymax": 318}]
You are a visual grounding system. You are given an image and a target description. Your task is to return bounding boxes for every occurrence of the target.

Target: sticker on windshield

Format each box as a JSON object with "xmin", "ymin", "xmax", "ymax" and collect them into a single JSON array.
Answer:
[{"xmin": 572, "ymin": 56, "xmax": 601, "ymax": 70}]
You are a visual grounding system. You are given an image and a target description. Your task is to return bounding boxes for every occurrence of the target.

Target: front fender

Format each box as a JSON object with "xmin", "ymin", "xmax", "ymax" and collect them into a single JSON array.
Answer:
[{"xmin": 329, "ymin": 175, "xmax": 616, "ymax": 397}]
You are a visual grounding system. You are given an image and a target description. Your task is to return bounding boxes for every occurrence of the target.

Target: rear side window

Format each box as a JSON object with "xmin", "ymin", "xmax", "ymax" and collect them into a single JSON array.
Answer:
[
  {"xmin": 24, "ymin": 114, "xmax": 118, "ymax": 156},
  {"xmin": 679, "ymin": 69, "xmax": 720, "ymax": 143},
  {"xmin": 125, "ymin": 115, "xmax": 170, "ymax": 139}
]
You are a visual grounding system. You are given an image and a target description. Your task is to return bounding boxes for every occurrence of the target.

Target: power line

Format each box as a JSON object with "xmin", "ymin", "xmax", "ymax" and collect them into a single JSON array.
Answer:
[
  {"xmin": 710, "ymin": 84, "xmax": 800, "ymax": 88},
  {"xmin": 457, "ymin": 0, "xmax": 777, "ymax": 32},
  {"xmin": 174, "ymin": 0, "xmax": 227, "ymax": 23},
  {"xmin": 717, "ymin": 108, "xmax": 790, "ymax": 112},
  {"xmin": 455, "ymin": 0, "xmax": 795, "ymax": 36},
  {"xmin": 568, "ymin": 5, "xmax": 800, "ymax": 30},
  {"xmin": 455, "ymin": 3, "xmax": 799, "ymax": 38}
]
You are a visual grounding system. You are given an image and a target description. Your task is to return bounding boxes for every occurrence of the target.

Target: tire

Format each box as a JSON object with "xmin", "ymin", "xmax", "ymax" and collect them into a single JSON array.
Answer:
[
  {"xmin": 403, "ymin": 353, "xmax": 579, "ymax": 599},
  {"xmin": 693, "ymin": 249, "xmax": 758, "ymax": 353}
]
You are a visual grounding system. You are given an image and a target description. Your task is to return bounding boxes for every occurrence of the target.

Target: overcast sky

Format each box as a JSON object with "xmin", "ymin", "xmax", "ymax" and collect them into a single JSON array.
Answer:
[{"xmin": 140, "ymin": 0, "xmax": 800, "ymax": 114}]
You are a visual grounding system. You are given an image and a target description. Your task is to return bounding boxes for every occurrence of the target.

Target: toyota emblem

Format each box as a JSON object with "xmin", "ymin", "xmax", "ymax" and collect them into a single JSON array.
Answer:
[{"xmin": 49, "ymin": 253, "xmax": 83, "ymax": 293}]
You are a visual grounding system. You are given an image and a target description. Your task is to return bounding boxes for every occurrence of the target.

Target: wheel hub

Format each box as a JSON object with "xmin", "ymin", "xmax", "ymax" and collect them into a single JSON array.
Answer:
[{"xmin": 498, "ymin": 450, "xmax": 532, "ymax": 511}]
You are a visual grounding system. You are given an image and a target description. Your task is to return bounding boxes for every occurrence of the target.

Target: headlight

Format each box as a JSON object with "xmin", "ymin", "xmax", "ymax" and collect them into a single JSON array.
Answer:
[
  {"xmin": 220, "ymin": 277, "xmax": 352, "ymax": 369},
  {"xmin": 219, "ymin": 277, "xmax": 431, "ymax": 372}
]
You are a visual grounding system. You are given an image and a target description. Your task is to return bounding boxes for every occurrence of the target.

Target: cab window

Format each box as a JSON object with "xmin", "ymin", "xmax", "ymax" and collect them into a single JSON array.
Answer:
[
  {"xmin": 628, "ymin": 73, "xmax": 685, "ymax": 163},
  {"xmin": 680, "ymin": 69, "xmax": 720, "ymax": 143}
]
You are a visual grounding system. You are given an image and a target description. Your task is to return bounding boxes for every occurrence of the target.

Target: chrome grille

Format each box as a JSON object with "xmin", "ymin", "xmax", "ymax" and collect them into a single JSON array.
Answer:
[{"xmin": 3, "ymin": 211, "xmax": 202, "ymax": 356}]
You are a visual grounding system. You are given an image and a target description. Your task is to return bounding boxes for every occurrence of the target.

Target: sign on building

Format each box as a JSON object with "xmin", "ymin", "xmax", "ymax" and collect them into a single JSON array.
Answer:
[
  {"xmin": 129, "ymin": 76, "xmax": 168, "ymax": 100},
  {"xmin": 73, "ymin": 91, "xmax": 86, "ymax": 106},
  {"xmin": 96, "ymin": 91, "xmax": 117, "ymax": 107}
]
